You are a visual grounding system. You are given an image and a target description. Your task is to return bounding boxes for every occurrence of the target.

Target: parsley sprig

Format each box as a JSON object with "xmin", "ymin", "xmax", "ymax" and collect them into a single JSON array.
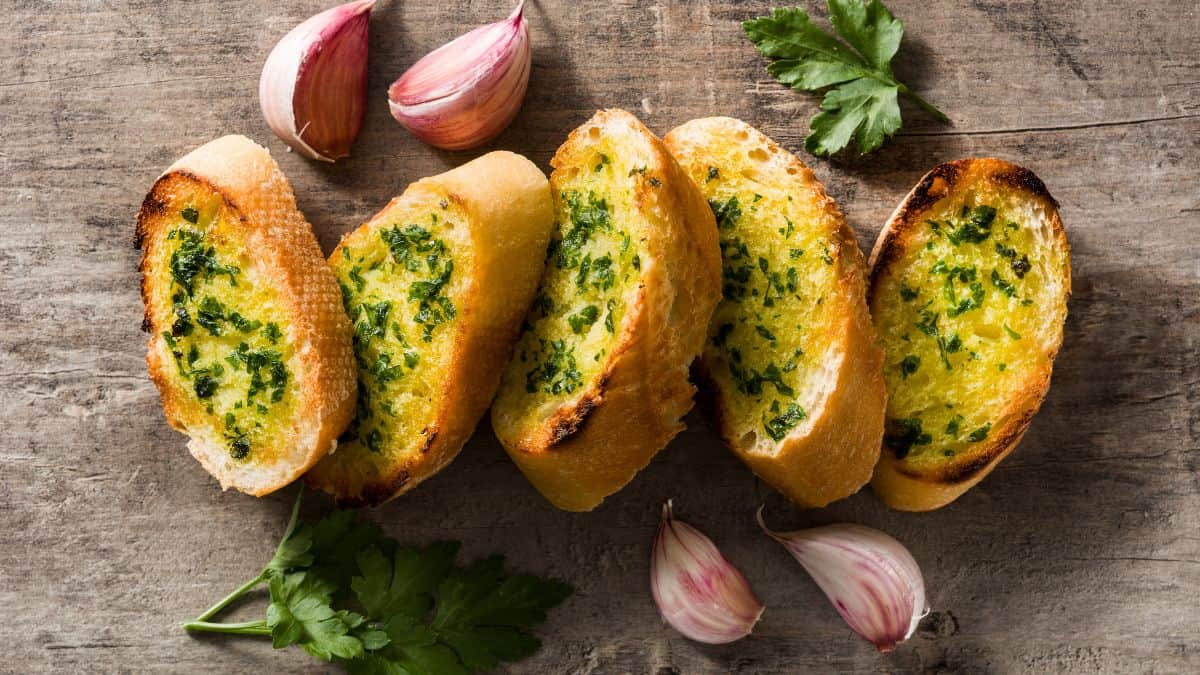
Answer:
[
  {"xmin": 183, "ymin": 489, "xmax": 572, "ymax": 673},
  {"xmin": 743, "ymin": 0, "xmax": 948, "ymax": 155}
]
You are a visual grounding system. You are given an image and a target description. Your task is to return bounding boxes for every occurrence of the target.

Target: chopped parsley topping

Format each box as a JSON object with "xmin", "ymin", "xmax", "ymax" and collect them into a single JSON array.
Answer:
[
  {"xmin": 945, "ymin": 414, "xmax": 963, "ymax": 437},
  {"xmin": 967, "ymin": 423, "xmax": 992, "ymax": 443},
  {"xmin": 168, "ymin": 228, "xmax": 239, "ymax": 296},
  {"xmin": 900, "ymin": 355, "xmax": 920, "ymax": 378},
  {"xmin": 568, "ymin": 305, "xmax": 600, "ymax": 334},
  {"xmin": 1011, "ymin": 254, "xmax": 1032, "ymax": 278},
  {"xmin": 227, "ymin": 343, "xmax": 289, "ymax": 404},
  {"xmin": 524, "ymin": 339, "xmax": 583, "ymax": 395},
  {"xmin": 763, "ymin": 402, "xmax": 806, "ymax": 441},
  {"xmin": 709, "ymin": 196, "xmax": 742, "ymax": 230},
  {"xmin": 915, "ymin": 310, "xmax": 961, "ymax": 370},
  {"xmin": 930, "ymin": 262, "xmax": 985, "ymax": 318},
  {"xmin": 162, "ymin": 219, "xmax": 290, "ymax": 462},
  {"xmin": 729, "ymin": 358, "xmax": 795, "ymax": 398},
  {"xmin": 933, "ymin": 205, "xmax": 996, "ymax": 246},
  {"xmin": 194, "ymin": 374, "xmax": 218, "ymax": 399},
  {"xmin": 551, "ymin": 191, "xmax": 612, "ymax": 269},
  {"xmin": 819, "ymin": 242, "xmax": 834, "ymax": 265},
  {"xmin": 706, "ymin": 166, "xmax": 720, "ymax": 182},
  {"xmin": 991, "ymin": 268, "xmax": 1017, "ymax": 297},
  {"xmin": 885, "ymin": 418, "xmax": 932, "ymax": 459}
]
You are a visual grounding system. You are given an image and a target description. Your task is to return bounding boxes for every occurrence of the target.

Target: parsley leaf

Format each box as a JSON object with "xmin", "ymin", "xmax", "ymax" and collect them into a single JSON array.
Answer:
[
  {"xmin": 743, "ymin": 0, "xmax": 948, "ymax": 155},
  {"xmin": 351, "ymin": 543, "xmax": 458, "ymax": 622},
  {"xmin": 267, "ymin": 571, "xmax": 365, "ymax": 661},
  {"xmin": 183, "ymin": 489, "xmax": 572, "ymax": 674},
  {"xmin": 432, "ymin": 556, "xmax": 575, "ymax": 670}
]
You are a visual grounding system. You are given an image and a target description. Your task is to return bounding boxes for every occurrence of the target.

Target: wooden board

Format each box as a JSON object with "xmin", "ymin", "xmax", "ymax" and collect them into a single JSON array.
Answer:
[{"xmin": 2, "ymin": 0, "xmax": 1198, "ymax": 672}]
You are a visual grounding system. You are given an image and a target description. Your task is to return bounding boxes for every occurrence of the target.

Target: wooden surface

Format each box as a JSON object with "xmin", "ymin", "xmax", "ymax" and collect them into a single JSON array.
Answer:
[{"xmin": 2, "ymin": 0, "xmax": 1198, "ymax": 672}]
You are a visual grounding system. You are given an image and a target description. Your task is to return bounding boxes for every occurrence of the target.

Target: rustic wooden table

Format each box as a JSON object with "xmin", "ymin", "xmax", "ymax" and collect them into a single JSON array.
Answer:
[{"xmin": 3, "ymin": 0, "xmax": 1198, "ymax": 672}]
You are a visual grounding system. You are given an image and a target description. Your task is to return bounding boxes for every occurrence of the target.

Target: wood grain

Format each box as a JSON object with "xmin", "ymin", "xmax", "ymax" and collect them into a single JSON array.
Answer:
[{"xmin": 1, "ymin": 0, "xmax": 1197, "ymax": 672}]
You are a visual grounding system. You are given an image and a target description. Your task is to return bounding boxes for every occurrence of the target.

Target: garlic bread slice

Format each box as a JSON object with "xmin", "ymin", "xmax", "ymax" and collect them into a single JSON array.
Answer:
[
  {"xmin": 491, "ymin": 110, "xmax": 722, "ymax": 511},
  {"xmin": 306, "ymin": 151, "xmax": 554, "ymax": 506},
  {"xmin": 665, "ymin": 117, "xmax": 886, "ymax": 508},
  {"xmin": 137, "ymin": 135, "xmax": 356, "ymax": 496},
  {"xmin": 869, "ymin": 159, "xmax": 1070, "ymax": 511}
]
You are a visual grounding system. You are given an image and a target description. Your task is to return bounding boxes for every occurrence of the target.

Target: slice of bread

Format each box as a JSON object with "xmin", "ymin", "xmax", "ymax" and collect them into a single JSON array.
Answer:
[
  {"xmin": 491, "ymin": 110, "xmax": 722, "ymax": 511},
  {"xmin": 305, "ymin": 151, "xmax": 554, "ymax": 506},
  {"xmin": 664, "ymin": 117, "xmax": 886, "ymax": 508},
  {"xmin": 136, "ymin": 135, "xmax": 356, "ymax": 496},
  {"xmin": 868, "ymin": 158, "xmax": 1070, "ymax": 511}
]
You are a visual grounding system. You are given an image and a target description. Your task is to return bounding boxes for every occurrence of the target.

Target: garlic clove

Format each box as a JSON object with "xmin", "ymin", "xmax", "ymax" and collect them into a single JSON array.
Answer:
[
  {"xmin": 757, "ymin": 508, "xmax": 928, "ymax": 652},
  {"xmin": 387, "ymin": 1, "xmax": 531, "ymax": 150},
  {"xmin": 259, "ymin": 0, "xmax": 374, "ymax": 162},
  {"xmin": 651, "ymin": 501, "xmax": 765, "ymax": 644}
]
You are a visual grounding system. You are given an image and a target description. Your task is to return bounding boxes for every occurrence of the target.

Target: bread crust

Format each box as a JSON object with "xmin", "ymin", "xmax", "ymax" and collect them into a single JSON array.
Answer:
[
  {"xmin": 306, "ymin": 151, "xmax": 555, "ymax": 506},
  {"xmin": 665, "ymin": 117, "xmax": 886, "ymax": 508},
  {"xmin": 137, "ymin": 135, "xmax": 356, "ymax": 496},
  {"xmin": 492, "ymin": 110, "xmax": 722, "ymax": 511},
  {"xmin": 868, "ymin": 158, "xmax": 1071, "ymax": 511}
]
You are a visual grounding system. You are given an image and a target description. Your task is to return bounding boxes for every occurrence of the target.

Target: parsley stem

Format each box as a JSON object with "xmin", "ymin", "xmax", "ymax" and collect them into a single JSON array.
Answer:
[
  {"xmin": 190, "ymin": 571, "xmax": 268, "ymax": 623},
  {"xmin": 182, "ymin": 619, "xmax": 271, "ymax": 636},
  {"xmin": 897, "ymin": 85, "xmax": 950, "ymax": 123}
]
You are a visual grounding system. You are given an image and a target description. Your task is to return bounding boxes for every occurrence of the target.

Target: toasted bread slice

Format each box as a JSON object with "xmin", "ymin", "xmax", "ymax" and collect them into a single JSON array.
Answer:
[
  {"xmin": 868, "ymin": 159, "xmax": 1070, "ymax": 511},
  {"xmin": 491, "ymin": 110, "xmax": 722, "ymax": 511},
  {"xmin": 136, "ymin": 135, "xmax": 356, "ymax": 496},
  {"xmin": 305, "ymin": 152, "xmax": 554, "ymax": 506},
  {"xmin": 664, "ymin": 117, "xmax": 886, "ymax": 507}
]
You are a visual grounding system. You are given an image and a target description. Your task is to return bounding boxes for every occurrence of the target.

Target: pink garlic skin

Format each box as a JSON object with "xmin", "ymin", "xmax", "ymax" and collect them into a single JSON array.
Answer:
[
  {"xmin": 759, "ymin": 515, "xmax": 928, "ymax": 652},
  {"xmin": 651, "ymin": 502, "xmax": 765, "ymax": 644},
  {"xmin": 387, "ymin": 2, "xmax": 531, "ymax": 150},
  {"xmin": 259, "ymin": 0, "xmax": 374, "ymax": 162}
]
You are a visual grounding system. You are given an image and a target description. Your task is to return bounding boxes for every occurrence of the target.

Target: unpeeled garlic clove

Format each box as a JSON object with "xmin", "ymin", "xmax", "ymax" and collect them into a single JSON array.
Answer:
[
  {"xmin": 757, "ymin": 508, "xmax": 928, "ymax": 652},
  {"xmin": 651, "ymin": 501, "xmax": 764, "ymax": 644},
  {"xmin": 387, "ymin": 1, "xmax": 531, "ymax": 150},
  {"xmin": 259, "ymin": 0, "xmax": 375, "ymax": 162}
]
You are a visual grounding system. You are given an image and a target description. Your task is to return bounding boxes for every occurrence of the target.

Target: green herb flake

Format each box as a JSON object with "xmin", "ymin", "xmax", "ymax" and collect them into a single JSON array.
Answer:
[
  {"xmin": 194, "ymin": 374, "xmax": 218, "ymax": 399},
  {"xmin": 992, "ymin": 268, "xmax": 1017, "ymax": 297},
  {"xmin": 899, "ymin": 355, "xmax": 920, "ymax": 378},
  {"xmin": 168, "ymin": 228, "xmax": 240, "ymax": 295},
  {"xmin": 709, "ymin": 196, "xmax": 743, "ymax": 230},
  {"xmin": 819, "ymin": 242, "xmax": 834, "ymax": 265},
  {"xmin": 885, "ymin": 417, "xmax": 932, "ymax": 459},
  {"xmin": 946, "ymin": 205, "xmax": 995, "ymax": 246},
  {"xmin": 1011, "ymin": 254, "xmax": 1032, "ymax": 279},
  {"xmin": 567, "ymin": 305, "xmax": 601, "ymax": 334},
  {"xmin": 524, "ymin": 339, "xmax": 583, "ymax": 396},
  {"xmin": 706, "ymin": 166, "xmax": 720, "ymax": 182},
  {"xmin": 967, "ymin": 423, "xmax": 992, "ymax": 443},
  {"xmin": 945, "ymin": 414, "xmax": 963, "ymax": 437},
  {"xmin": 1004, "ymin": 324, "xmax": 1022, "ymax": 340},
  {"xmin": 763, "ymin": 402, "xmax": 807, "ymax": 441}
]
